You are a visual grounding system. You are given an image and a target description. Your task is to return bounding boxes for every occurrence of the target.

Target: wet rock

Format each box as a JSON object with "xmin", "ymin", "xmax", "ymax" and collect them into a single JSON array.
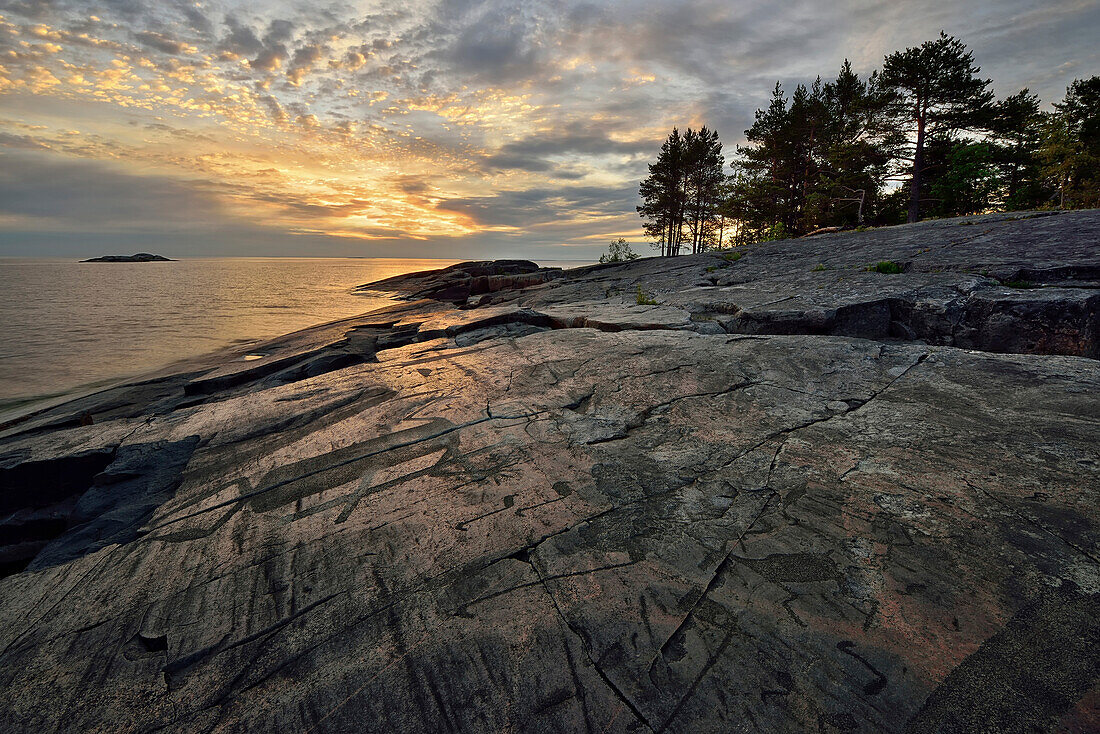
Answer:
[{"xmin": 0, "ymin": 211, "xmax": 1098, "ymax": 732}]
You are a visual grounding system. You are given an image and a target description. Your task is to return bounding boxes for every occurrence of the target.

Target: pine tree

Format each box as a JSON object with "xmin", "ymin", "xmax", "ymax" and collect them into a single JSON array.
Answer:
[
  {"xmin": 637, "ymin": 129, "xmax": 686, "ymax": 257},
  {"xmin": 1058, "ymin": 76, "xmax": 1100, "ymax": 153},
  {"xmin": 729, "ymin": 83, "xmax": 798, "ymax": 240},
  {"xmin": 599, "ymin": 238, "xmax": 639, "ymax": 263},
  {"xmin": 682, "ymin": 126, "xmax": 726, "ymax": 253},
  {"xmin": 880, "ymin": 32, "xmax": 994, "ymax": 222},
  {"xmin": 1040, "ymin": 77, "xmax": 1100, "ymax": 209},
  {"xmin": 926, "ymin": 139, "xmax": 999, "ymax": 216},
  {"xmin": 819, "ymin": 61, "xmax": 895, "ymax": 226},
  {"xmin": 786, "ymin": 80, "xmax": 830, "ymax": 232},
  {"xmin": 989, "ymin": 90, "xmax": 1046, "ymax": 210},
  {"xmin": 728, "ymin": 64, "xmax": 893, "ymax": 237},
  {"xmin": 638, "ymin": 127, "xmax": 726, "ymax": 255}
]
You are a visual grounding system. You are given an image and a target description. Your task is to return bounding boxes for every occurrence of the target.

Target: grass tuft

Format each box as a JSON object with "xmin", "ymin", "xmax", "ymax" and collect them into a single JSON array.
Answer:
[
  {"xmin": 865, "ymin": 261, "xmax": 903, "ymax": 274},
  {"xmin": 635, "ymin": 284, "xmax": 658, "ymax": 305}
]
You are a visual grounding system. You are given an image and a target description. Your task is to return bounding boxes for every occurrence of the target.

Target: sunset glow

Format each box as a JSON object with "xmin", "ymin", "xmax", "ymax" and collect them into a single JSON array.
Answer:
[{"xmin": 0, "ymin": 0, "xmax": 1096, "ymax": 258}]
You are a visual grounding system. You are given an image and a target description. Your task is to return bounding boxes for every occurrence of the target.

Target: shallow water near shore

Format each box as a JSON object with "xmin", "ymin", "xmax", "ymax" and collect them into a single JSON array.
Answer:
[{"xmin": 0, "ymin": 257, "xmax": 586, "ymax": 417}]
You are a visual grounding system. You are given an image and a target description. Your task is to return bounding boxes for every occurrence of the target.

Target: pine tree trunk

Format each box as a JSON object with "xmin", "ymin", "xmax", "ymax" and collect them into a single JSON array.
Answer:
[
  {"xmin": 693, "ymin": 201, "xmax": 701, "ymax": 254},
  {"xmin": 675, "ymin": 204, "xmax": 684, "ymax": 256},
  {"xmin": 908, "ymin": 114, "xmax": 925, "ymax": 224}
]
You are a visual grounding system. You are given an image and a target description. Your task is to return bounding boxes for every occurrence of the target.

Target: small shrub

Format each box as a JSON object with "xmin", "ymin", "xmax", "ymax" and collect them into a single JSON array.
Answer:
[
  {"xmin": 866, "ymin": 261, "xmax": 903, "ymax": 274},
  {"xmin": 722, "ymin": 251, "xmax": 743, "ymax": 262},
  {"xmin": 599, "ymin": 237, "xmax": 639, "ymax": 264},
  {"xmin": 811, "ymin": 263, "xmax": 826, "ymax": 272},
  {"xmin": 760, "ymin": 223, "xmax": 789, "ymax": 241},
  {"xmin": 705, "ymin": 265, "xmax": 717, "ymax": 273},
  {"xmin": 635, "ymin": 284, "xmax": 658, "ymax": 305}
]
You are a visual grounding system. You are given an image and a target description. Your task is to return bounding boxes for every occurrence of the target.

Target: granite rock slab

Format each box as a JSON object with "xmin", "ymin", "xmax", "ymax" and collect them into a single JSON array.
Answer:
[{"xmin": 1, "ymin": 211, "xmax": 1099, "ymax": 733}]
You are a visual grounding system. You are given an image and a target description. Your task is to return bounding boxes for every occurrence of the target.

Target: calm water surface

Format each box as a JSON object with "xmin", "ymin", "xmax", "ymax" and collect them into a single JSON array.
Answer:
[{"xmin": 0, "ymin": 257, "xmax": 587, "ymax": 415}]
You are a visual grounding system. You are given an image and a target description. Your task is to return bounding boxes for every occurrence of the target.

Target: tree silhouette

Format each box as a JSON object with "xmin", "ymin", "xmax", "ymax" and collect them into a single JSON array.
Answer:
[
  {"xmin": 637, "ymin": 128, "xmax": 686, "ymax": 257},
  {"xmin": 989, "ymin": 89, "xmax": 1045, "ymax": 210},
  {"xmin": 638, "ymin": 127, "xmax": 725, "ymax": 255},
  {"xmin": 880, "ymin": 32, "xmax": 994, "ymax": 222}
]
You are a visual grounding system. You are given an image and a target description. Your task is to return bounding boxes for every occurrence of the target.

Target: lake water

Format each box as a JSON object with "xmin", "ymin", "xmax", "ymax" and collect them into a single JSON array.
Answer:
[{"xmin": 0, "ymin": 257, "xmax": 587, "ymax": 417}]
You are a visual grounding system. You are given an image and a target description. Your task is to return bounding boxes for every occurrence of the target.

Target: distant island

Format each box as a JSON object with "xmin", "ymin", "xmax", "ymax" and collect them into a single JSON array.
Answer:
[{"xmin": 80, "ymin": 253, "xmax": 173, "ymax": 262}]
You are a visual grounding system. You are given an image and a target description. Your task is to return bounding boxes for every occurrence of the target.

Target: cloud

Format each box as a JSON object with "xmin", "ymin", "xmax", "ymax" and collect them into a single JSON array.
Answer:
[
  {"xmin": 437, "ymin": 184, "xmax": 638, "ymax": 228},
  {"xmin": 260, "ymin": 94, "xmax": 287, "ymax": 123},
  {"xmin": 0, "ymin": 132, "xmax": 50, "ymax": 150},
  {"xmin": 0, "ymin": 0, "xmax": 54, "ymax": 19},
  {"xmin": 0, "ymin": 151, "xmax": 232, "ymax": 229},
  {"xmin": 219, "ymin": 15, "xmax": 262, "ymax": 59},
  {"xmin": 443, "ymin": 22, "xmax": 540, "ymax": 82},
  {"xmin": 250, "ymin": 45, "xmax": 288, "ymax": 72},
  {"xmin": 176, "ymin": 2, "xmax": 212, "ymax": 34},
  {"xmin": 133, "ymin": 30, "xmax": 192, "ymax": 55},
  {"xmin": 0, "ymin": 0, "xmax": 1096, "ymax": 260},
  {"xmin": 287, "ymin": 43, "xmax": 326, "ymax": 85},
  {"xmin": 482, "ymin": 122, "xmax": 652, "ymax": 173}
]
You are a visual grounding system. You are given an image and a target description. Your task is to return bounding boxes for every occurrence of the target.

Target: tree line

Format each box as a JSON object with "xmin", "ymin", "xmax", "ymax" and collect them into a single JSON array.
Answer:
[{"xmin": 636, "ymin": 33, "xmax": 1100, "ymax": 253}]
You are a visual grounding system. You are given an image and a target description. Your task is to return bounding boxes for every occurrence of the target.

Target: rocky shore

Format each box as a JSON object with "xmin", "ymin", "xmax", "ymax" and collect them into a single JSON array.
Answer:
[{"xmin": 1, "ymin": 210, "xmax": 1098, "ymax": 732}]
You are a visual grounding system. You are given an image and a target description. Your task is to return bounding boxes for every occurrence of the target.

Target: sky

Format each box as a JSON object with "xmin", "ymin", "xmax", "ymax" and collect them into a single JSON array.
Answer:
[{"xmin": 0, "ymin": 0, "xmax": 1097, "ymax": 259}]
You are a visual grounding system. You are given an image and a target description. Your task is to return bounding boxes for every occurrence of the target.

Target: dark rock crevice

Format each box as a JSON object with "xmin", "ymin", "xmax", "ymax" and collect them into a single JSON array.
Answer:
[
  {"xmin": 395, "ymin": 275, "xmax": 1098, "ymax": 360},
  {"xmin": 161, "ymin": 590, "xmax": 347, "ymax": 690},
  {"xmin": 28, "ymin": 436, "xmax": 201, "ymax": 571},
  {"xmin": 1002, "ymin": 263, "xmax": 1100, "ymax": 284},
  {"xmin": 696, "ymin": 289, "xmax": 1099, "ymax": 358},
  {"xmin": 0, "ymin": 436, "xmax": 201, "ymax": 579},
  {"xmin": 0, "ymin": 449, "xmax": 116, "ymax": 577}
]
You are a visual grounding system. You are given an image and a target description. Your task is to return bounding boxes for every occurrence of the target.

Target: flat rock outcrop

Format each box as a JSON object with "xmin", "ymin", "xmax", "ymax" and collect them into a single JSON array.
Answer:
[
  {"xmin": 356, "ymin": 259, "xmax": 561, "ymax": 303},
  {"xmin": 1, "ymin": 211, "xmax": 1099, "ymax": 732}
]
